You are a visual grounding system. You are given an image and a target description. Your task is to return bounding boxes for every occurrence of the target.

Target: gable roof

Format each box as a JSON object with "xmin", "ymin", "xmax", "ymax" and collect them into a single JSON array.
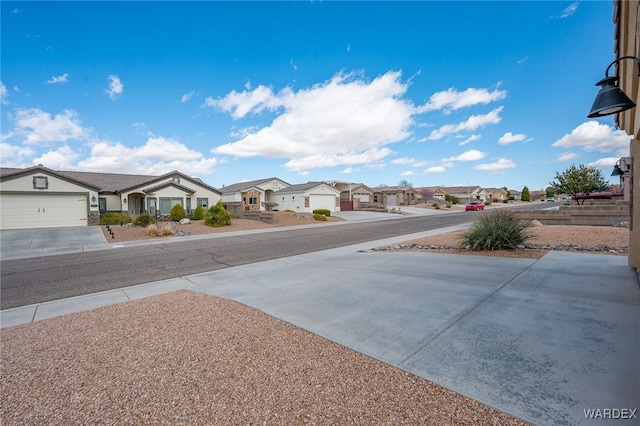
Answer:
[
  {"xmin": 0, "ymin": 167, "xmax": 220, "ymax": 195},
  {"xmin": 220, "ymin": 177, "xmax": 289, "ymax": 194},
  {"xmin": 371, "ymin": 186, "xmax": 418, "ymax": 193},
  {"xmin": 275, "ymin": 181, "xmax": 339, "ymax": 194},
  {"xmin": 0, "ymin": 165, "xmax": 102, "ymax": 191}
]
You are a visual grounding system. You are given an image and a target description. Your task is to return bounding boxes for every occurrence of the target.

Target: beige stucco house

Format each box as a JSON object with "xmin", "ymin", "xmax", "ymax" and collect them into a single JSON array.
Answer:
[
  {"xmin": 371, "ymin": 186, "xmax": 419, "ymax": 207},
  {"xmin": 0, "ymin": 166, "xmax": 221, "ymax": 230},
  {"xmin": 611, "ymin": 0, "xmax": 640, "ymax": 270},
  {"xmin": 220, "ymin": 177, "xmax": 290, "ymax": 212}
]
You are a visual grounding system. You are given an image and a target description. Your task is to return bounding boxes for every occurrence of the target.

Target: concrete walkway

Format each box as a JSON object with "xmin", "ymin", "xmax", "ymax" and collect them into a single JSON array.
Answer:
[{"xmin": 2, "ymin": 227, "xmax": 638, "ymax": 425}]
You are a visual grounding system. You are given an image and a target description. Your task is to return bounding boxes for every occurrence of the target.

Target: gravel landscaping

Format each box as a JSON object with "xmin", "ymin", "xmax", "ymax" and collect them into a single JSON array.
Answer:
[
  {"xmin": 2, "ymin": 210, "xmax": 630, "ymax": 424},
  {"xmin": 1, "ymin": 291, "xmax": 527, "ymax": 425}
]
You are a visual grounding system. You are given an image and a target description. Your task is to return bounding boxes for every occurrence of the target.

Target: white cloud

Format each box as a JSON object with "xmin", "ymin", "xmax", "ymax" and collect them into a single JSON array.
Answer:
[
  {"xmin": 210, "ymin": 71, "xmax": 414, "ymax": 173},
  {"xmin": 339, "ymin": 167, "xmax": 356, "ymax": 174},
  {"xmin": 442, "ymin": 149, "xmax": 486, "ymax": 163},
  {"xmin": 458, "ymin": 134, "xmax": 481, "ymax": 146},
  {"xmin": 45, "ymin": 73, "xmax": 69, "ymax": 84},
  {"xmin": 33, "ymin": 146, "xmax": 79, "ymax": 170},
  {"xmin": 426, "ymin": 107, "xmax": 503, "ymax": 140},
  {"xmin": 0, "ymin": 81, "xmax": 8, "ymax": 104},
  {"xmin": 556, "ymin": 152, "xmax": 578, "ymax": 162},
  {"xmin": 283, "ymin": 147, "xmax": 393, "ymax": 173},
  {"xmin": 554, "ymin": 2, "xmax": 579, "ymax": 19},
  {"xmin": 498, "ymin": 132, "xmax": 527, "ymax": 145},
  {"xmin": 473, "ymin": 158, "xmax": 517, "ymax": 172},
  {"xmin": 589, "ymin": 157, "xmax": 619, "ymax": 169},
  {"xmin": 105, "ymin": 75, "xmax": 123, "ymax": 100},
  {"xmin": 78, "ymin": 136, "xmax": 219, "ymax": 175},
  {"xmin": 425, "ymin": 166, "xmax": 446, "ymax": 173},
  {"xmin": 391, "ymin": 157, "xmax": 429, "ymax": 167},
  {"xmin": 0, "ymin": 142, "xmax": 36, "ymax": 167},
  {"xmin": 12, "ymin": 108, "xmax": 87, "ymax": 145},
  {"xmin": 401, "ymin": 170, "xmax": 417, "ymax": 176},
  {"xmin": 418, "ymin": 85, "xmax": 506, "ymax": 114},
  {"xmin": 181, "ymin": 90, "xmax": 196, "ymax": 103},
  {"xmin": 552, "ymin": 121, "xmax": 631, "ymax": 155}
]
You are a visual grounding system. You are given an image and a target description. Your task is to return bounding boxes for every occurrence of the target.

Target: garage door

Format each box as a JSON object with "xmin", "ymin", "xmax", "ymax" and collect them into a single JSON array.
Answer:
[
  {"xmin": 0, "ymin": 194, "xmax": 88, "ymax": 230},
  {"xmin": 309, "ymin": 195, "xmax": 336, "ymax": 212}
]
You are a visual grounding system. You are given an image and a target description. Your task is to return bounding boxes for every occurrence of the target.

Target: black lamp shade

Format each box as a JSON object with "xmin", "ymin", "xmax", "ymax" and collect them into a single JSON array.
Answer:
[
  {"xmin": 611, "ymin": 165, "xmax": 624, "ymax": 176},
  {"xmin": 588, "ymin": 76, "xmax": 636, "ymax": 118}
]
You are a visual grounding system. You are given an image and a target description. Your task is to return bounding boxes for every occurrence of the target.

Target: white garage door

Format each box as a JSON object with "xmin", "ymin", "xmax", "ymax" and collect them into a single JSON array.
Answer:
[
  {"xmin": 309, "ymin": 195, "xmax": 336, "ymax": 212},
  {"xmin": 0, "ymin": 194, "xmax": 88, "ymax": 230}
]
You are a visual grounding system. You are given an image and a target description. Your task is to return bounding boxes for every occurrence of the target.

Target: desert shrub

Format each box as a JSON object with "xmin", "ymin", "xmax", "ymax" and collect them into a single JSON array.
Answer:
[
  {"xmin": 134, "ymin": 213, "xmax": 155, "ymax": 227},
  {"xmin": 147, "ymin": 223, "xmax": 173, "ymax": 236},
  {"xmin": 485, "ymin": 201, "xmax": 492, "ymax": 206},
  {"xmin": 459, "ymin": 209, "xmax": 531, "ymax": 251},
  {"xmin": 313, "ymin": 213, "xmax": 328, "ymax": 221},
  {"xmin": 312, "ymin": 209, "xmax": 331, "ymax": 217},
  {"xmin": 445, "ymin": 194, "xmax": 459, "ymax": 204},
  {"xmin": 100, "ymin": 212, "xmax": 132, "ymax": 225},
  {"xmin": 169, "ymin": 204, "xmax": 187, "ymax": 221},
  {"xmin": 284, "ymin": 209, "xmax": 294, "ymax": 213},
  {"xmin": 192, "ymin": 205, "xmax": 205, "ymax": 220},
  {"xmin": 204, "ymin": 201, "xmax": 232, "ymax": 227},
  {"xmin": 431, "ymin": 203, "xmax": 439, "ymax": 208}
]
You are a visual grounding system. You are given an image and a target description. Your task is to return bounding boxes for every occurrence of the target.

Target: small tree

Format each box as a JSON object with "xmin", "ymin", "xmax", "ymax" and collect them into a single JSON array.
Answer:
[
  {"xmin": 521, "ymin": 186, "xmax": 531, "ymax": 202},
  {"xmin": 169, "ymin": 203, "xmax": 186, "ymax": 221},
  {"xmin": 545, "ymin": 186, "xmax": 555, "ymax": 199},
  {"xmin": 204, "ymin": 201, "xmax": 232, "ymax": 227},
  {"xmin": 192, "ymin": 205, "xmax": 205, "ymax": 220},
  {"xmin": 419, "ymin": 187, "xmax": 434, "ymax": 201},
  {"xmin": 398, "ymin": 179, "xmax": 413, "ymax": 188},
  {"xmin": 261, "ymin": 201, "xmax": 279, "ymax": 211},
  {"xmin": 550, "ymin": 164, "xmax": 609, "ymax": 205}
]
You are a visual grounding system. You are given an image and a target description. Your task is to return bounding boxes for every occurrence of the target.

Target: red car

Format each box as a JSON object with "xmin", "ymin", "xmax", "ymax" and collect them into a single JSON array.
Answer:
[{"xmin": 465, "ymin": 201, "xmax": 485, "ymax": 211}]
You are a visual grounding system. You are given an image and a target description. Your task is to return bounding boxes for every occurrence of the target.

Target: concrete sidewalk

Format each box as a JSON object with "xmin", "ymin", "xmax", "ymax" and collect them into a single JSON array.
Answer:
[{"xmin": 2, "ymin": 229, "xmax": 638, "ymax": 425}]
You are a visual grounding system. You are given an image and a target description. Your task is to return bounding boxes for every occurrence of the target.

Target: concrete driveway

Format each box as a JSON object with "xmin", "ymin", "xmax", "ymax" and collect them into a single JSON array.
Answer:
[{"xmin": 0, "ymin": 226, "xmax": 107, "ymax": 260}]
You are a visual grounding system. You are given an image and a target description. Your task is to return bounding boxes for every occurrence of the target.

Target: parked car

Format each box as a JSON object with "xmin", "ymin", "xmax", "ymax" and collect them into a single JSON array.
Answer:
[
  {"xmin": 465, "ymin": 201, "xmax": 485, "ymax": 211},
  {"xmin": 547, "ymin": 197, "xmax": 555, "ymax": 202}
]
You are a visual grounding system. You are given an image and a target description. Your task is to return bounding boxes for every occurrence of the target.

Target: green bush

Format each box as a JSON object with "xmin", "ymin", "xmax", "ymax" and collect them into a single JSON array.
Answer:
[
  {"xmin": 169, "ymin": 203, "xmax": 186, "ymax": 221},
  {"xmin": 204, "ymin": 201, "xmax": 232, "ymax": 227},
  {"xmin": 134, "ymin": 213, "xmax": 155, "ymax": 227},
  {"xmin": 192, "ymin": 205, "xmax": 205, "ymax": 220},
  {"xmin": 312, "ymin": 209, "xmax": 331, "ymax": 217},
  {"xmin": 313, "ymin": 213, "xmax": 328, "ymax": 221},
  {"xmin": 100, "ymin": 212, "xmax": 132, "ymax": 225},
  {"xmin": 458, "ymin": 209, "xmax": 531, "ymax": 251},
  {"xmin": 445, "ymin": 194, "xmax": 459, "ymax": 204}
]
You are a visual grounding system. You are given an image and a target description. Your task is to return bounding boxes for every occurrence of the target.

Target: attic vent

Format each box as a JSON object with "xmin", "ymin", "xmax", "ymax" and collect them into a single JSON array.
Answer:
[
  {"xmin": 33, "ymin": 176, "xmax": 48, "ymax": 190},
  {"xmin": 172, "ymin": 176, "xmax": 180, "ymax": 184}
]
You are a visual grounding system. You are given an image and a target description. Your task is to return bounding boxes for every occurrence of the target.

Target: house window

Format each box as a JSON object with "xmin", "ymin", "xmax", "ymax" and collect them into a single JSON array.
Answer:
[
  {"xmin": 33, "ymin": 176, "xmax": 48, "ymax": 190},
  {"xmin": 197, "ymin": 198, "xmax": 208, "ymax": 208},
  {"xmin": 99, "ymin": 198, "xmax": 107, "ymax": 212},
  {"xmin": 248, "ymin": 197, "xmax": 257, "ymax": 205},
  {"xmin": 159, "ymin": 197, "xmax": 183, "ymax": 215}
]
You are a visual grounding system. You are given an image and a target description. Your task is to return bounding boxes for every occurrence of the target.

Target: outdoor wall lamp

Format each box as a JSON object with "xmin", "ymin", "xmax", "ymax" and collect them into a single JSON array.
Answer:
[
  {"xmin": 91, "ymin": 195, "xmax": 96, "ymax": 202},
  {"xmin": 123, "ymin": 197, "xmax": 127, "ymax": 204},
  {"xmin": 611, "ymin": 157, "xmax": 631, "ymax": 176},
  {"xmin": 588, "ymin": 56, "xmax": 640, "ymax": 118}
]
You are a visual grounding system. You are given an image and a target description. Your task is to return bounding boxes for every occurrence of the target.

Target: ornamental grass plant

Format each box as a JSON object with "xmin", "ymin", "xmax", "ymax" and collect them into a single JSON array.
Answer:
[{"xmin": 459, "ymin": 209, "xmax": 531, "ymax": 251}]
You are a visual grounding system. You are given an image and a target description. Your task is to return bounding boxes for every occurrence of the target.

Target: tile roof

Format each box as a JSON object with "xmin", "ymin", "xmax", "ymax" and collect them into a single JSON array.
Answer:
[
  {"xmin": 220, "ymin": 177, "xmax": 288, "ymax": 194},
  {"xmin": 275, "ymin": 181, "xmax": 330, "ymax": 194}
]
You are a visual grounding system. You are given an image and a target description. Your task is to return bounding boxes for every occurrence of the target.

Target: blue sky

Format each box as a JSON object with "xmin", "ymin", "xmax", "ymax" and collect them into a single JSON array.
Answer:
[{"xmin": 1, "ymin": 1, "xmax": 632, "ymax": 191}]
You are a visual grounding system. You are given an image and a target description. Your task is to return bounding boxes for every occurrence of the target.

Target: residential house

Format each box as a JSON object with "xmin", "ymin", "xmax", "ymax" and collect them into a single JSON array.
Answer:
[
  {"xmin": 275, "ymin": 182, "xmax": 341, "ymax": 213},
  {"xmin": 484, "ymin": 187, "xmax": 509, "ymax": 203},
  {"xmin": 611, "ymin": 0, "xmax": 639, "ymax": 270},
  {"xmin": 0, "ymin": 166, "xmax": 221, "ymax": 230},
  {"xmin": 220, "ymin": 177, "xmax": 290, "ymax": 212},
  {"xmin": 371, "ymin": 186, "xmax": 419, "ymax": 207},
  {"xmin": 326, "ymin": 181, "xmax": 374, "ymax": 210},
  {"xmin": 440, "ymin": 186, "xmax": 486, "ymax": 204}
]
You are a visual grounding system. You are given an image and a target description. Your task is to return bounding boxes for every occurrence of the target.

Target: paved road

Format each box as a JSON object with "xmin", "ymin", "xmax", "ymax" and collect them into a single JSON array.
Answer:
[{"xmin": 0, "ymin": 204, "xmax": 552, "ymax": 309}]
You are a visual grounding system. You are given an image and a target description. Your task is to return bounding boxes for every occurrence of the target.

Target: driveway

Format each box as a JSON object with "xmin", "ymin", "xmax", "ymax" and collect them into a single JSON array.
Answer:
[{"xmin": 0, "ymin": 227, "xmax": 107, "ymax": 260}]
